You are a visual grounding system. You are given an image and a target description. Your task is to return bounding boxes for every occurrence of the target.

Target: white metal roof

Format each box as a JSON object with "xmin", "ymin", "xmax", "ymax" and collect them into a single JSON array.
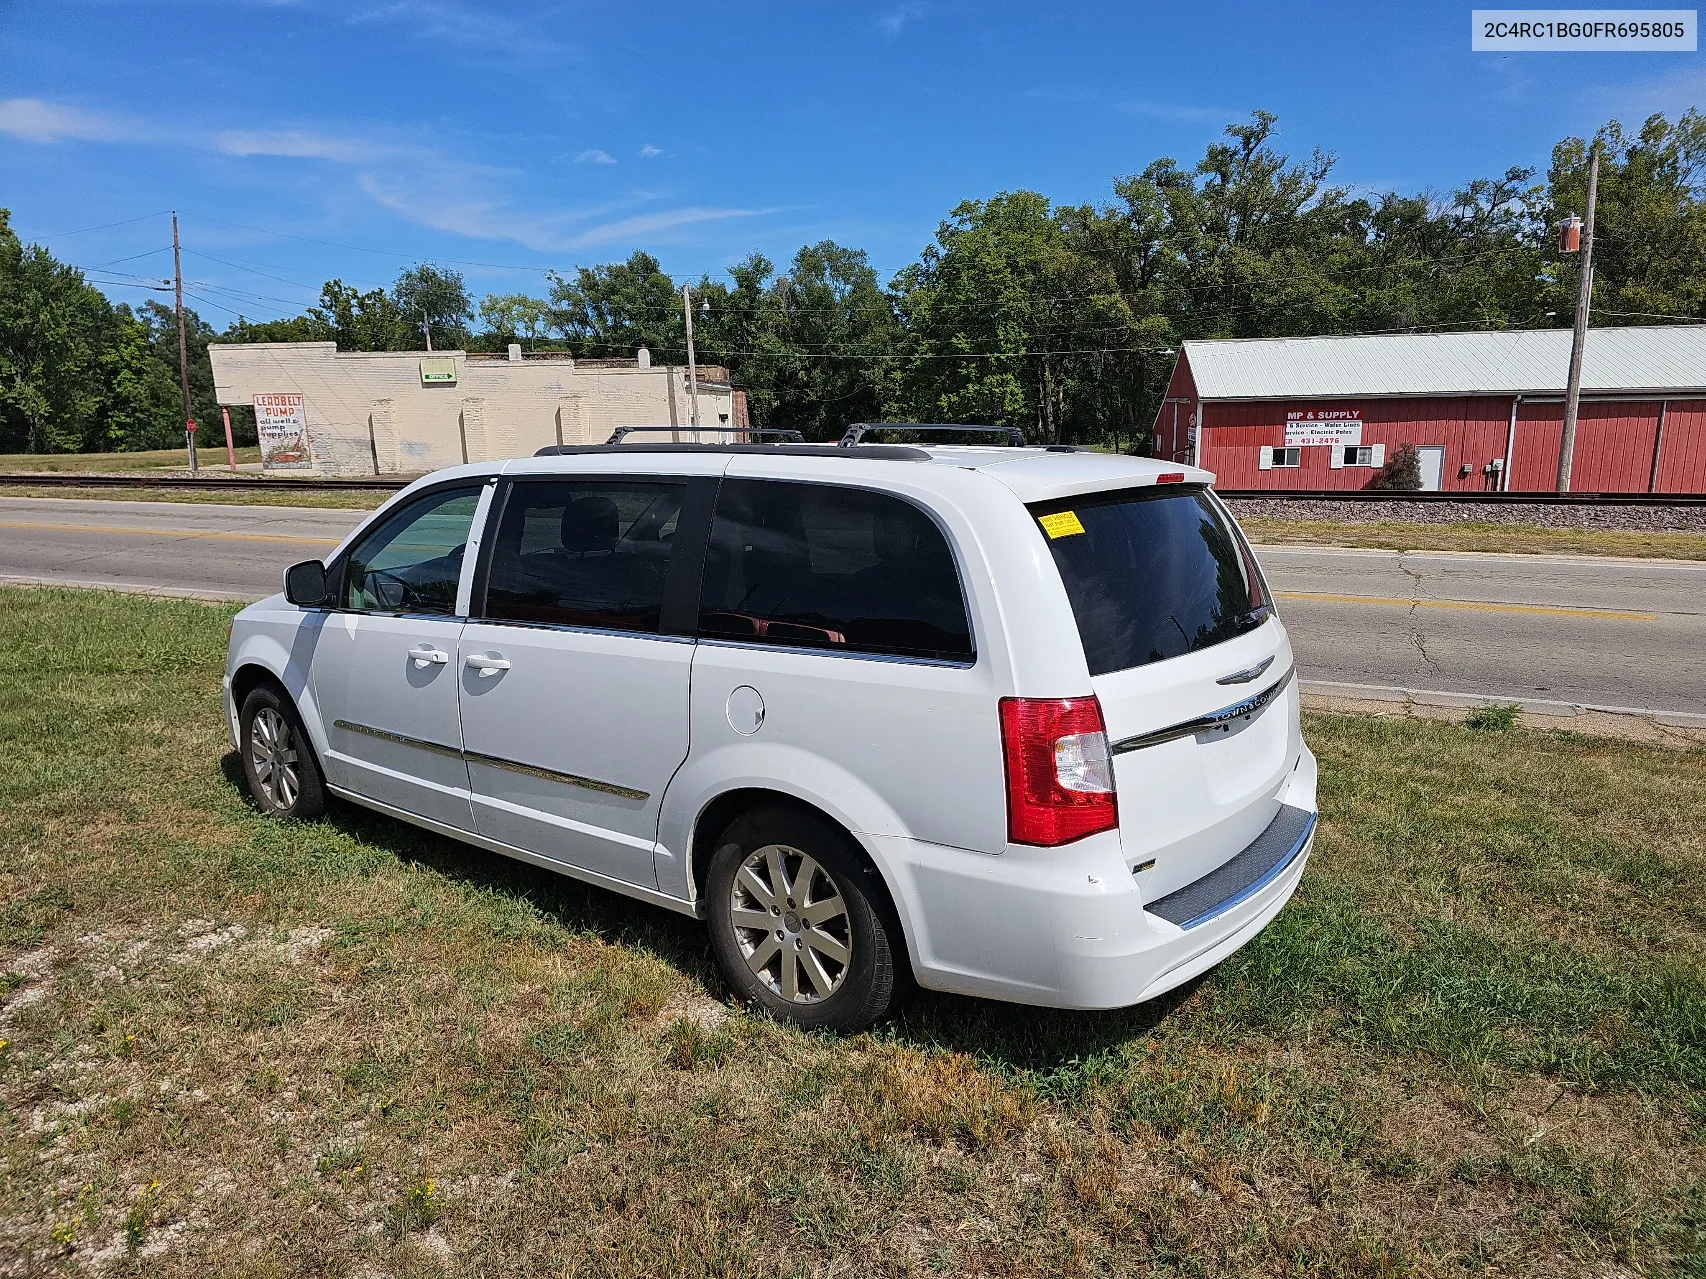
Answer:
[{"xmin": 1183, "ymin": 324, "xmax": 1706, "ymax": 400}]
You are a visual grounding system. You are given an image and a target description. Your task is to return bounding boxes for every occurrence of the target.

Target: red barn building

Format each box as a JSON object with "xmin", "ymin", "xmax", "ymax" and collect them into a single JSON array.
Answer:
[{"xmin": 1151, "ymin": 325, "xmax": 1706, "ymax": 493}]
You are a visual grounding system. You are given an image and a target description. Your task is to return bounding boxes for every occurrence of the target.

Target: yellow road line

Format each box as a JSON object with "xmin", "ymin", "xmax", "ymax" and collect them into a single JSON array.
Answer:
[
  {"xmin": 0, "ymin": 519, "xmax": 339, "ymax": 546},
  {"xmin": 1276, "ymin": 591, "xmax": 1655, "ymax": 621}
]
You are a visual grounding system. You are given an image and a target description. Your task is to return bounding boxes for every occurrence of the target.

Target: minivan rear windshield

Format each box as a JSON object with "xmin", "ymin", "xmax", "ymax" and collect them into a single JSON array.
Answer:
[{"xmin": 1029, "ymin": 485, "xmax": 1270, "ymax": 677}]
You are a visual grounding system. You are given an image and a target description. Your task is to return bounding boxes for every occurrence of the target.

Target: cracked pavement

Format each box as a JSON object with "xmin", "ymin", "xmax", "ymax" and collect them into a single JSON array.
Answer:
[{"xmin": 1258, "ymin": 545, "xmax": 1706, "ymax": 716}]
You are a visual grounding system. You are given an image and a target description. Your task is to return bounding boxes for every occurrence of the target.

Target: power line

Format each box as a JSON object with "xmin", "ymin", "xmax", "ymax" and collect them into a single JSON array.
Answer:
[
  {"xmin": 1592, "ymin": 306, "xmax": 1705, "ymax": 322},
  {"xmin": 180, "ymin": 247, "xmax": 334, "ymax": 293},
  {"xmin": 91, "ymin": 247, "xmax": 172, "ymax": 269},
  {"xmin": 32, "ymin": 210, "xmax": 172, "ymax": 239}
]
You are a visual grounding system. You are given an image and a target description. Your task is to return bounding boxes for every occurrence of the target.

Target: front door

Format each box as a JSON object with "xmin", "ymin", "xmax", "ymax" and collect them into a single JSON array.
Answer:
[
  {"xmin": 1416, "ymin": 445, "xmax": 1445, "ymax": 491},
  {"xmin": 312, "ymin": 482, "xmax": 488, "ymax": 830},
  {"xmin": 456, "ymin": 476, "xmax": 696, "ymax": 887}
]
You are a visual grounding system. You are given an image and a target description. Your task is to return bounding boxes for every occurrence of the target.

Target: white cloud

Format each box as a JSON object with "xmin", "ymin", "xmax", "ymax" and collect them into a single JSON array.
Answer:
[
  {"xmin": 348, "ymin": 0, "xmax": 568, "ymax": 58},
  {"xmin": 0, "ymin": 98, "xmax": 135, "ymax": 143},
  {"xmin": 1024, "ymin": 89, "xmax": 1233, "ymax": 125},
  {"xmin": 879, "ymin": 2, "xmax": 928, "ymax": 36},
  {"xmin": 214, "ymin": 129, "xmax": 389, "ymax": 163},
  {"xmin": 570, "ymin": 207, "xmax": 760, "ymax": 248},
  {"xmin": 1, "ymin": 94, "xmax": 765, "ymax": 258},
  {"xmin": 1586, "ymin": 65, "xmax": 1706, "ymax": 123}
]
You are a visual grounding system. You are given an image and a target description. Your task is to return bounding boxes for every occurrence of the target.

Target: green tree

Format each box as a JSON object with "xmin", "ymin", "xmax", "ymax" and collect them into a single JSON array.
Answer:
[
  {"xmin": 695, "ymin": 242, "xmax": 898, "ymax": 440},
  {"xmin": 307, "ymin": 280, "xmax": 401, "ymax": 351},
  {"xmin": 98, "ymin": 304, "xmax": 182, "ymax": 450},
  {"xmin": 1545, "ymin": 110, "xmax": 1706, "ymax": 324},
  {"xmin": 392, "ymin": 263, "xmax": 472, "ymax": 350},
  {"xmin": 137, "ymin": 299, "xmax": 220, "ymax": 444},
  {"xmin": 890, "ymin": 191, "xmax": 1149, "ymax": 443},
  {"xmin": 546, "ymin": 251, "xmax": 683, "ymax": 359},
  {"xmin": 0, "ymin": 210, "xmax": 118, "ymax": 451},
  {"xmin": 477, "ymin": 292, "xmax": 550, "ymax": 347}
]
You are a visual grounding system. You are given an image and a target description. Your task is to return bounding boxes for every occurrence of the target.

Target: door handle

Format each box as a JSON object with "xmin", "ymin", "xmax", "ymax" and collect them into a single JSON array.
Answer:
[
  {"xmin": 409, "ymin": 646, "xmax": 450, "ymax": 668},
  {"xmin": 465, "ymin": 653, "xmax": 511, "ymax": 677}
]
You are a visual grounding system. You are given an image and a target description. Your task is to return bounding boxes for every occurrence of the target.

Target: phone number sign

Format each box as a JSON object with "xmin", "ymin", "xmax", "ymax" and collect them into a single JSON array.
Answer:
[{"xmin": 1285, "ymin": 408, "xmax": 1364, "ymax": 448}]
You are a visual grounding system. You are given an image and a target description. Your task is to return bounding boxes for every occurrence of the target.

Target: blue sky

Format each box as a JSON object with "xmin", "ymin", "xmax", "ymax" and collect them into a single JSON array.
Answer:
[{"xmin": 2, "ymin": 1, "xmax": 1701, "ymax": 328}]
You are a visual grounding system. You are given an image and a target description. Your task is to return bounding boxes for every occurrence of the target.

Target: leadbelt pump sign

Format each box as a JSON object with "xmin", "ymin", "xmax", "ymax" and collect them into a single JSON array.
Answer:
[
  {"xmin": 1285, "ymin": 409, "xmax": 1363, "ymax": 448},
  {"xmin": 254, "ymin": 393, "xmax": 311, "ymax": 469}
]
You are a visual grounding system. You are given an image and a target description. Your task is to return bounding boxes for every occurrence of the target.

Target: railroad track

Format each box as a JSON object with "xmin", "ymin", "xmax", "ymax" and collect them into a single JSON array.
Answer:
[
  {"xmin": 1213, "ymin": 489, "xmax": 1706, "ymax": 507},
  {"xmin": 1, "ymin": 472, "xmax": 1702, "ymax": 507}
]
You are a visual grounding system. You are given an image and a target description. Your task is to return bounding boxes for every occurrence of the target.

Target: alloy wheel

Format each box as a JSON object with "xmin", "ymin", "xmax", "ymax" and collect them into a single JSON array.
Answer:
[
  {"xmin": 250, "ymin": 706, "xmax": 301, "ymax": 811},
  {"xmin": 729, "ymin": 844, "xmax": 852, "ymax": 1003}
]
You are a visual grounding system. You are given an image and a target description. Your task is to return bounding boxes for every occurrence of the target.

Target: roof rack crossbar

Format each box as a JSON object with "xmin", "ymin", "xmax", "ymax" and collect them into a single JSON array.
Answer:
[
  {"xmin": 839, "ymin": 422, "xmax": 1027, "ymax": 447},
  {"xmin": 605, "ymin": 425, "xmax": 804, "ymax": 445}
]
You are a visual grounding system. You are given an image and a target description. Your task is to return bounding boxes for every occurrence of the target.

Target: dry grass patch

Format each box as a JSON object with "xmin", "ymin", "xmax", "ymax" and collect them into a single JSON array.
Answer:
[{"xmin": 1, "ymin": 586, "xmax": 1703, "ymax": 1276}]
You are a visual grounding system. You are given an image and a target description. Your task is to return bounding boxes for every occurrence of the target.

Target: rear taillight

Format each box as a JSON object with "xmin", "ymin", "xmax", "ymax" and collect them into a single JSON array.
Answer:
[{"xmin": 999, "ymin": 697, "xmax": 1118, "ymax": 846}]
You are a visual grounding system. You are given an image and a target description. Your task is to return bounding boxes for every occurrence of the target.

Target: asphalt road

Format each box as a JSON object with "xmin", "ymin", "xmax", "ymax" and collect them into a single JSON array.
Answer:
[
  {"xmin": 3, "ymin": 497, "xmax": 1702, "ymax": 716},
  {"xmin": 0, "ymin": 497, "xmax": 361, "ymax": 601},
  {"xmin": 1259, "ymin": 546, "xmax": 1706, "ymax": 717}
]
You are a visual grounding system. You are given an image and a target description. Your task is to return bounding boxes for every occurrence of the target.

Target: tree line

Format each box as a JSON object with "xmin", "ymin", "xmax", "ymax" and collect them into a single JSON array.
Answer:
[{"xmin": 5, "ymin": 109, "xmax": 1704, "ymax": 454}]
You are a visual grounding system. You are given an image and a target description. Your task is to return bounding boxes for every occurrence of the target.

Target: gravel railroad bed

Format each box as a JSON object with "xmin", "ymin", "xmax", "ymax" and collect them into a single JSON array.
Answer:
[{"xmin": 1224, "ymin": 497, "xmax": 1706, "ymax": 533}]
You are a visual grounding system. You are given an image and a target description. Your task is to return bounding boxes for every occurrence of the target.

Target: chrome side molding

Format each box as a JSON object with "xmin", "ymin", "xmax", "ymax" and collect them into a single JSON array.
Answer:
[
  {"xmin": 463, "ymin": 749, "xmax": 648, "ymax": 801},
  {"xmin": 333, "ymin": 719, "xmax": 648, "ymax": 801},
  {"xmin": 1111, "ymin": 666, "xmax": 1295, "ymax": 756},
  {"xmin": 333, "ymin": 719, "xmax": 462, "ymax": 759}
]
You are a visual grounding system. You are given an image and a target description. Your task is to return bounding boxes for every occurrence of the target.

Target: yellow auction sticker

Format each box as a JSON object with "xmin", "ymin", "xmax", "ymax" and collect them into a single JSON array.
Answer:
[{"xmin": 1038, "ymin": 510, "xmax": 1086, "ymax": 538}]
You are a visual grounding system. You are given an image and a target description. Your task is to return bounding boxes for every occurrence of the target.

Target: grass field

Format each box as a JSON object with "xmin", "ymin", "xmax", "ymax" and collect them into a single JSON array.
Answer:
[
  {"xmin": 1241, "ymin": 517, "xmax": 1706, "ymax": 561},
  {"xmin": 0, "ymin": 447, "xmax": 264, "ymax": 472},
  {"xmin": 1, "ymin": 588, "xmax": 1702, "ymax": 1277}
]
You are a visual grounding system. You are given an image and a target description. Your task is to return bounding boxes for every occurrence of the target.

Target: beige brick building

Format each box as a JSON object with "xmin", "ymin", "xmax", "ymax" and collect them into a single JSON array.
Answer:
[{"xmin": 208, "ymin": 342, "xmax": 749, "ymax": 476}]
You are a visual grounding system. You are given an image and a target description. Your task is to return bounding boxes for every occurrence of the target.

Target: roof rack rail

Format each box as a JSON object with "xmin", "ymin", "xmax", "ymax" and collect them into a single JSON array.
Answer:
[
  {"xmin": 530, "ymin": 442, "xmax": 929, "ymax": 460},
  {"xmin": 604, "ymin": 425, "xmax": 804, "ymax": 445},
  {"xmin": 839, "ymin": 422, "xmax": 1027, "ymax": 447}
]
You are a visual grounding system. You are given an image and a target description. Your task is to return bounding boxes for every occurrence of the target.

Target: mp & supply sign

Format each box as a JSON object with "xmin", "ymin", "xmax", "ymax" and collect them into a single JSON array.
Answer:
[{"xmin": 1284, "ymin": 409, "xmax": 1364, "ymax": 447}]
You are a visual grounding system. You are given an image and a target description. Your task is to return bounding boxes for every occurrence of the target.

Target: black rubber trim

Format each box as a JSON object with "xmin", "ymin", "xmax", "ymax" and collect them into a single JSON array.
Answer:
[
  {"xmin": 468, "ymin": 476, "xmax": 507, "ymax": 619},
  {"xmin": 1144, "ymin": 803, "xmax": 1316, "ymax": 929},
  {"xmin": 660, "ymin": 476, "xmax": 720, "ymax": 637}
]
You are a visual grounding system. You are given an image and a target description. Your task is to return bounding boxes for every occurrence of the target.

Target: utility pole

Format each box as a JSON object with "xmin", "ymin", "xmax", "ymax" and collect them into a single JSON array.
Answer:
[
  {"xmin": 421, "ymin": 310, "xmax": 433, "ymax": 352},
  {"xmin": 171, "ymin": 212, "xmax": 198, "ymax": 474},
  {"xmin": 1557, "ymin": 143, "xmax": 1599, "ymax": 493},
  {"xmin": 682, "ymin": 283, "xmax": 701, "ymax": 432}
]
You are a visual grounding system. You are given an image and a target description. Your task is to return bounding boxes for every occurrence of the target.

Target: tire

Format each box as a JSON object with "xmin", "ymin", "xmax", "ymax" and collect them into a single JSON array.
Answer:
[
  {"xmin": 706, "ymin": 805, "xmax": 902, "ymax": 1033},
  {"xmin": 238, "ymin": 685, "xmax": 327, "ymax": 821}
]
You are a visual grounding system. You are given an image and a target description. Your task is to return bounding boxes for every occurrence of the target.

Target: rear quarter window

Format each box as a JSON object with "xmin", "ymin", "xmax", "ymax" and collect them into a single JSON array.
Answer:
[
  {"xmin": 698, "ymin": 478, "xmax": 974, "ymax": 662},
  {"xmin": 1030, "ymin": 486, "xmax": 1269, "ymax": 677}
]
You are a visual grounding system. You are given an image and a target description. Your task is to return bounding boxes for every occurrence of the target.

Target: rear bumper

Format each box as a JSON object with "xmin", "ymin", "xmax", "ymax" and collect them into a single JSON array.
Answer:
[{"xmin": 879, "ymin": 743, "xmax": 1317, "ymax": 1010}]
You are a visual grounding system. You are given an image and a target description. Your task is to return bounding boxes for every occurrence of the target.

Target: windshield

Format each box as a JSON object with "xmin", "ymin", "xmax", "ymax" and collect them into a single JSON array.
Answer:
[{"xmin": 1030, "ymin": 486, "xmax": 1270, "ymax": 677}]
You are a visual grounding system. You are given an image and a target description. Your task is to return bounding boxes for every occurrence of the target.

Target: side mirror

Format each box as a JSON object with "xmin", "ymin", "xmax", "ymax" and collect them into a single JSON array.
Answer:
[{"xmin": 283, "ymin": 559, "xmax": 329, "ymax": 608}]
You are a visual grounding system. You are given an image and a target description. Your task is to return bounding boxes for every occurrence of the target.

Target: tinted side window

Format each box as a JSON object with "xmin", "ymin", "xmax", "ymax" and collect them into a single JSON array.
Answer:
[
  {"xmin": 697, "ymin": 479, "xmax": 973, "ymax": 661},
  {"xmin": 343, "ymin": 486, "xmax": 482, "ymax": 615},
  {"xmin": 483, "ymin": 479, "xmax": 684, "ymax": 633}
]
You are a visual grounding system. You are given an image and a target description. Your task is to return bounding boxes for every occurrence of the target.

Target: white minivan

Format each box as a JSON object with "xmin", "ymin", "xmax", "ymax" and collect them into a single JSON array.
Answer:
[{"xmin": 225, "ymin": 438, "xmax": 1316, "ymax": 1031}]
